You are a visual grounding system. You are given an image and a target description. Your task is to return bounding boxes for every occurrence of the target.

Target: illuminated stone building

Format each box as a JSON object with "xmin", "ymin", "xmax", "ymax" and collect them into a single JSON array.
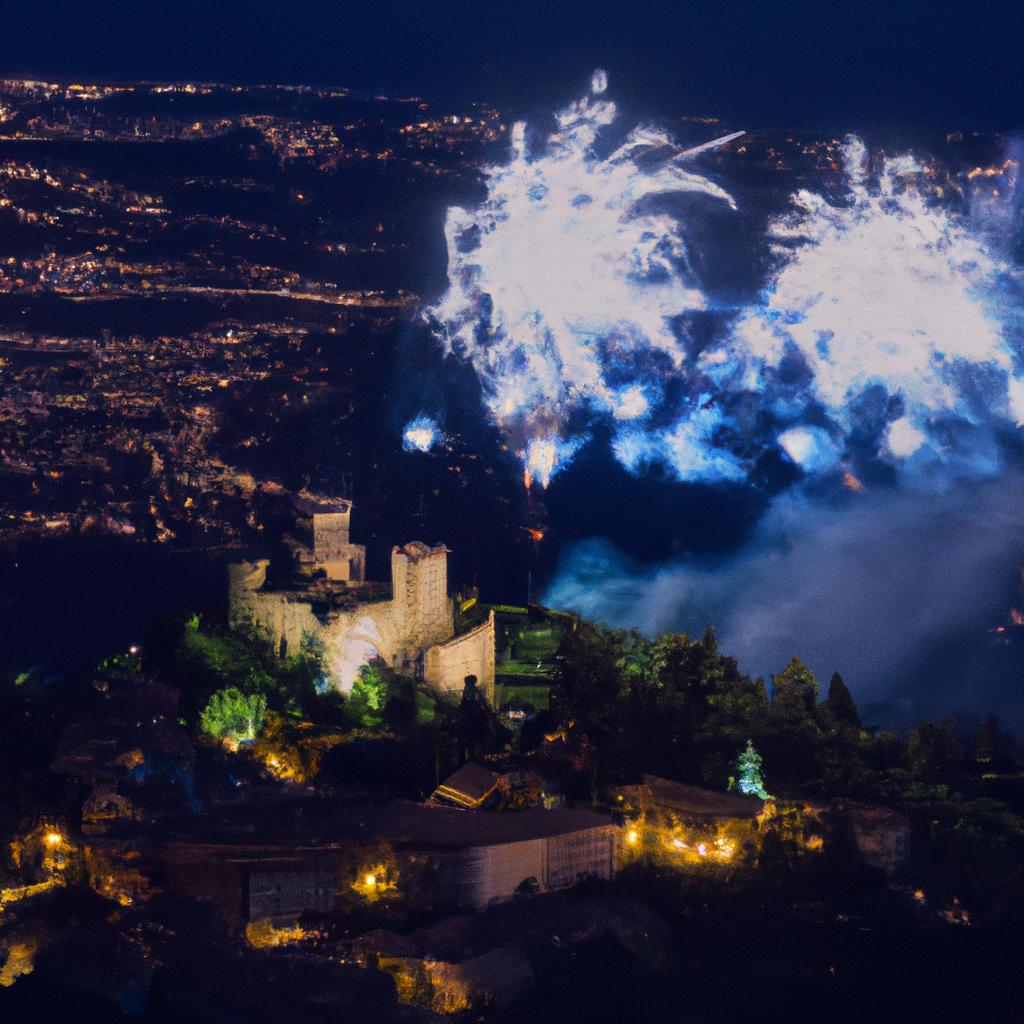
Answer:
[
  {"xmin": 290, "ymin": 491, "xmax": 366, "ymax": 583},
  {"xmin": 229, "ymin": 498, "xmax": 496, "ymax": 697}
]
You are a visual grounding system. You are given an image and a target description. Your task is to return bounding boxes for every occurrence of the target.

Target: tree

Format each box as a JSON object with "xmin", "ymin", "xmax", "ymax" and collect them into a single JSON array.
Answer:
[
  {"xmin": 735, "ymin": 739, "xmax": 769, "ymax": 799},
  {"xmin": 456, "ymin": 676, "xmax": 508, "ymax": 763},
  {"xmin": 906, "ymin": 719, "xmax": 963, "ymax": 787},
  {"xmin": 200, "ymin": 687, "xmax": 266, "ymax": 745},
  {"xmin": 772, "ymin": 657, "xmax": 820, "ymax": 717},
  {"xmin": 346, "ymin": 663, "xmax": 391, "ymax": 728},
  {"xmin": 515, "ymin": 876, "xmax": 540, "ymax": 896},
  {"xmin": 825, "ymin": 671, "xmax": 860, "ymax": 729},
  {"xmin": 553, "ymin": 621, "xmax": 626, "ymax": 724}
]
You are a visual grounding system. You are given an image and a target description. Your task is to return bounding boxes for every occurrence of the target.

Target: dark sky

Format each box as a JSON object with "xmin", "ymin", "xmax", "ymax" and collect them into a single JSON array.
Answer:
[{"xmin": 3, "ymin": 0, "xmax": 1023, "ymax": 130}]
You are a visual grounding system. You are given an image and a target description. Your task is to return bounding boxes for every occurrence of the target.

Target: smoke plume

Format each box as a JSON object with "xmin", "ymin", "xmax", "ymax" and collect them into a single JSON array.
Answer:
[
  {"xmin": 428, "ymin": 72, "xmax": 1024, "ymax": 724},
  {"xmin": 546, "ymin": 474, "xmax": 1024, "ymax": 727},
  {"xmin": 428, "ymin": 69, "xmax": 738, "ymax": 486}
]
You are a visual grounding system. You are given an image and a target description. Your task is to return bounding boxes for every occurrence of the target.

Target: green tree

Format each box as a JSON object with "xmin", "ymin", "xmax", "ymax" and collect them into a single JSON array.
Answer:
[
  {"xmin": 735, "ymin": 739, "xmax": 769, "ymax": 799},
  {"xmin": 906, "ymin": 719, "xmax": 963, "ymax": 788},
  {"xmin": 346, "ymin": 663, "xmax": 391, "ymax": 728},
  {"xmin": 200, "ymin": 687, "xmax": 267, "ymax": 744},
  {"xmin": 772, "ymin": 657, "xmax": 820, "ymax": 717},
  {"xmin": 825, "ymin": 671, "xmax": 860, "ymax": 729},
  {"xmin": 551, "ymin": 621, "xmax": 626, "ymax": 733}
]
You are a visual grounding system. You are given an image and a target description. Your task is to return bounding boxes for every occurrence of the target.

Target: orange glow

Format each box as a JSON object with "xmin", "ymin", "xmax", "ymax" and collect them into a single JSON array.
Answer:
[
  {"xmin": 841, "ymin": 470, "xmax": 864, "ymax": 492},
  {"xmin": 967, "ymin": 160, "xmax": 1018, "ymax": 180}
]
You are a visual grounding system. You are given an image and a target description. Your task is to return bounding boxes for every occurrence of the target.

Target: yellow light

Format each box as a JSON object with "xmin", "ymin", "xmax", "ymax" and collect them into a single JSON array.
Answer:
[
  {"xmin": 364, "ymin": 873, "xmax": 376, "ymax": 887},
  {"xmin": 44, "ymin": 832, "xmax": 62, "ymax": 847},
  {"xmin": 626, "ymin": 829, "xmax": 639, "ymax": 845}
]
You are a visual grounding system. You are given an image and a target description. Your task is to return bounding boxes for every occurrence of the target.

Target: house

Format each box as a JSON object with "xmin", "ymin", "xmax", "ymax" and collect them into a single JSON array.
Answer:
[
  {"xmin": 428, "ymin": 763, "xmax": 502, "ymax": 810},
  {"xmin": 616, "ymin": 774, "xmax": 764, "ymax": 865}
]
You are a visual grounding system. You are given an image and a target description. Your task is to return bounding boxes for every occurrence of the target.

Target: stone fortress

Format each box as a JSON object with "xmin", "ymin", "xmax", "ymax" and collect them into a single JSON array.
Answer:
[{"xmin": 228, "ymin": 492, "xmax": 496, "ymax": 701}]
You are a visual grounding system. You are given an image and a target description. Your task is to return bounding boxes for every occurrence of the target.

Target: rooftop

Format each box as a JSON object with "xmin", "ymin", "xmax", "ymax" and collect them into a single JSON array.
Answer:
[
  {"xmin": 359, "ymin": 802, "xmax": 617, "ymax": 848},
  {"xmin": 622, "ymin": 775, "xmax": 764, "ymax": 821},
  {"xmin": 292, "ymin": 490, "xmax": 351, "ymax": 517}
]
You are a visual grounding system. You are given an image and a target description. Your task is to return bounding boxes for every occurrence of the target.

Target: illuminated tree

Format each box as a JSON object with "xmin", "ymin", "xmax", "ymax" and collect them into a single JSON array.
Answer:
[
  {"xmin": 200, "ymin": 687, "xmax": 266, "ymax": 744},
  {"xmin": 735, "ymin": 739, "xmax": 769, "ymax": 799},
  {"xmin": 346, "ymin": 663, "xmax": 391, "ymax": 728}
]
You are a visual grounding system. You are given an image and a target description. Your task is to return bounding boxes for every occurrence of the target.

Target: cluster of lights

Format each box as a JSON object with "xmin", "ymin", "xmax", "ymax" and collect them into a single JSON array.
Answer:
[
  {"xmin": 350, "ymin": 864, "xmax": 396, "ymax": 902},
  {"xmin": 624, "ymin": 824, "xmax": 736, "ymax": 861}
]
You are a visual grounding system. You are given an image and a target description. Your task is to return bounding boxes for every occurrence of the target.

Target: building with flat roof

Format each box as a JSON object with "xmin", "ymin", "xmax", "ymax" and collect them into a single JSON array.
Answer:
[{"xmin": 102, "ymin": 801, "xmax": 622, "ymax": 925}]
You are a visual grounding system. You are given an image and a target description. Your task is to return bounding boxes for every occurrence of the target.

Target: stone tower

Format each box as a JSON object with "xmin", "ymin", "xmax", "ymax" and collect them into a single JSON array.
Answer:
[{"xmin": 390, "ymin": 542, "xmax": 454, "ymax": 650}]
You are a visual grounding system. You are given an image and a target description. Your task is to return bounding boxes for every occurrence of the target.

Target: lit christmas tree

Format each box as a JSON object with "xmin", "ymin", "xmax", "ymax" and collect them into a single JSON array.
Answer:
[{"xmin": 735, "ymin": 739, "xmax": 769, "ymax": 799}]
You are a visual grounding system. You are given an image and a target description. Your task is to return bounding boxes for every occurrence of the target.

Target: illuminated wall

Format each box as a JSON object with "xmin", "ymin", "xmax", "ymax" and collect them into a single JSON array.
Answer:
[
  {"xmin": 458, "ymin": 824, "xmax": 620, "ymax": 909},
  {"xmin": 228, "ymin": 541, "xmax": 456, "ymax": 692},
  {"xmin": 424, "ymin": 610, "xmax": 496, "ymax": 703}
]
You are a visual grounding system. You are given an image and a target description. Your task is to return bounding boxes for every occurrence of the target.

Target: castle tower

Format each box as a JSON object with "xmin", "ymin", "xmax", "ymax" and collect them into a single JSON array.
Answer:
[
  {"xmin": 390, "ymin": 542, "xmax": 454, "ymax": 650},
  {"xmin": 293, "ymin": 491, "xmax": 366, "ymax": 583}
]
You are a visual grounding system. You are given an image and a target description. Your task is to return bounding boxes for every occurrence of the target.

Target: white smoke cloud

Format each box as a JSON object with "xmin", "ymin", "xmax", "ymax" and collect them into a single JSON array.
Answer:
[
  {"xmin": 704, "ymin": 136, "xmax": 1024, "ymax": 480},
  {"xmin": 427, "ymin": 69, "xmax": 738, "ymax": 485},
  {"xmin": 428, "ymin": 77, "xmax": 1024, "ymax": 724},
  {"xmin": 545, "ymin": 474, "xmax": 1024, "ymax": 725},
  {"xmin": 403, "ymin": 414, "xmax": 442, "ymax": 453},
  {"xmin": 431, "ymin": 75, "xmax": 1024, "ymax": 490}
]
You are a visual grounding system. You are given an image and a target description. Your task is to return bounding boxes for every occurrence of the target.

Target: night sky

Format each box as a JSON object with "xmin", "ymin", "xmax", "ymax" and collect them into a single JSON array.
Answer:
[
  {"xmin": 3, "ymin": 0, "xmax": 1023, "ymax": 130},
  {"xmin": 3, "ymin": 1, "xmax": 1024, "ymax": 729}
]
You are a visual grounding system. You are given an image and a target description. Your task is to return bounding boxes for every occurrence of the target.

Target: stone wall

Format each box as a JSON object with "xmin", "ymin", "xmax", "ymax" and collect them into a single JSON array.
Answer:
[
  {"xmin": 424, "ymin": 611, "xmax": 496, "ymax": 704},
  {"xmin": 312, "ymin": 510, "xmax": 351, "ymax": 554},
  {"xmin": 317, "ymin": 543, "xmax": 366, "ymax": 584},
  {"xmin": 312, "ymin": 511, "xmax": 365, "ymax": 582},
  {"xmin": 228, "ymin": 540, "xmax": 457, "ymax": 691}
]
